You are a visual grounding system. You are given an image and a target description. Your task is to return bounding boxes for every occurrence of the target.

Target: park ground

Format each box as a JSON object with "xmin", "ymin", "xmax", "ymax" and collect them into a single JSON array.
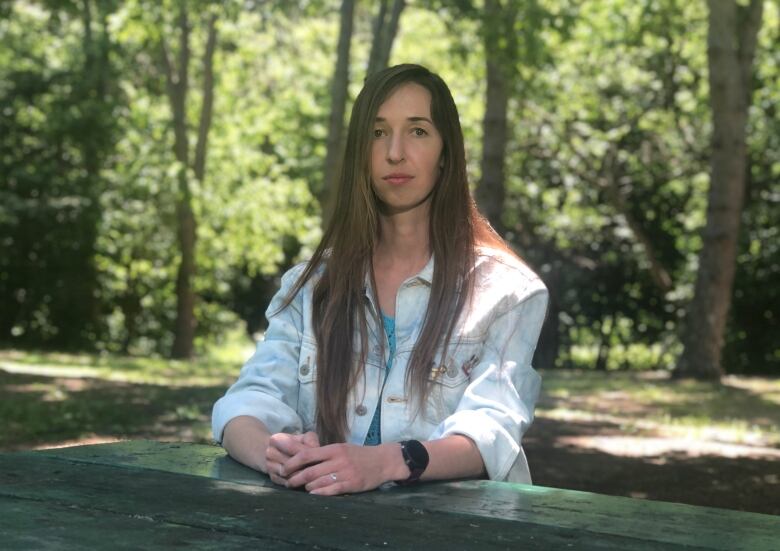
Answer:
[{"xmin": 1, "ymin": 346, "xmax": 778, "ymax": 516}]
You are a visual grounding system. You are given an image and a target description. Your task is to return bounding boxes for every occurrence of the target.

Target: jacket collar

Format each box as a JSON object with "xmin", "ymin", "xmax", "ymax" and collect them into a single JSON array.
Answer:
[{"xmin": 363, "ymin": 254, "xmax": 434, "ymax": 292}]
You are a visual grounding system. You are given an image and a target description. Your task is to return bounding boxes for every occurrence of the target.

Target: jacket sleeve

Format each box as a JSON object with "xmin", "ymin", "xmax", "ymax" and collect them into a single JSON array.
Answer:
[
  {"xmin": 427, "ymin": 278, "xmax": 548, "ymax": 483},
  {"xmin": 211, "ymin": 264, "xmax": 307, "ymax": 443}
]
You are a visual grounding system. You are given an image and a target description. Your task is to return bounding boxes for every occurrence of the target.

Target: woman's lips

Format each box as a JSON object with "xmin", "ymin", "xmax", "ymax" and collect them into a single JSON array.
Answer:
[{"xmin": 383, "ymin": 174, "xmax": 414, "ymax": 185}]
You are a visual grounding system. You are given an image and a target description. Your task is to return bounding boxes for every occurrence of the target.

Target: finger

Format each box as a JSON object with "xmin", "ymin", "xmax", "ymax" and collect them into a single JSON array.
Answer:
[
  {"xmin": 301, "ymin": 431, "xmax": 320, "ymax": 448},
  {"xmin": 287, "ymin": 459, "xmax": 336, "ymax": 489},
  {"xmin": 271, "ymin": 433, "xmax": 315, "ymax": 457},
  {"xmin": 267, "ymin": 464, "xmax": 288, "ymax": 487},
  {"xmin": 266, "ymin": 446, "xmax": 293, "ymax": 470},
  {"xmin": 304, "ymin": 470, "xmax": 344, "ymax": 493},
  {"xmin": 310, "ymin": 479, "xmax": 348, "ymax": 496},
  {"xmin": 283, "ymin": 446, "xmax": 328, "ymax": 476},
  {"xmin": 268, "ymin": 433, "xmax": 304, "ymax": 456}
]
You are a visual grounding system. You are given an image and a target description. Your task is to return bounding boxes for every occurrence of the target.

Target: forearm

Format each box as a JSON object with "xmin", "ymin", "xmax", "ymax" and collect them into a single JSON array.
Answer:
[
  {"xmin": 222, "ymin": 415, "xmax": 273, "ymax": 473},
  {"xmin": 380, "ymin": 434, "xmax": 485, "ymax": 483}
]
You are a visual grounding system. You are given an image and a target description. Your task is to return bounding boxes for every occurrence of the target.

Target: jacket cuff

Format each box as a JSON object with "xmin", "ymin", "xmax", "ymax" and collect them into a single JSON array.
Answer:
[
  {"xmin": 211, "ymin": 393, "xmax": 302, "ymax": 444},
  {"xmin": 428, "ymin": 409, "xmax": 522, "ymax": 482}
]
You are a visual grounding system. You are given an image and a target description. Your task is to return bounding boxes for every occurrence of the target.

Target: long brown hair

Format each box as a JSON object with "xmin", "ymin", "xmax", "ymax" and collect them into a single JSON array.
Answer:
[{"xmin": 284, "ymin": 64, "xmax": 507, "ymax": 444}]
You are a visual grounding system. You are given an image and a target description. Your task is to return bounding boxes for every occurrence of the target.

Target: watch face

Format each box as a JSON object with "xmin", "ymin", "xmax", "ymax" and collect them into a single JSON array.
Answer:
[{"xmin": 403, "ymin": 440, "xmax": 429, "ymax": 471}]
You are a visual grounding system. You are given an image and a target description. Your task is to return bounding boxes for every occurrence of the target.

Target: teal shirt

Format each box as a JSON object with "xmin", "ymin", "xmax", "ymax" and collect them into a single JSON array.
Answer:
[{"xmin": 363, "ymin": 312, "xmax": 396, "ymax": 445}]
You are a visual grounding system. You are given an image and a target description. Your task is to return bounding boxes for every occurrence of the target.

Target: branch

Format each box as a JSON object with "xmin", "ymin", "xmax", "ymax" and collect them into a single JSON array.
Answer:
[
  {"xmin": 367, "ymin": 0, "xmax": 388, "ymax": 76},
  {"xmin": 194, "ymin": 13, "xmax": 218, "ymax": 182},
  {"xmin": 567, "ymin": 115, "xmax": 674, "ymax": 293},
  {"xmin": 600, "ymin": 144, "xmax": 673, "ymax": 293},
  {"xmin": 379, "ymin": 0, "xmax": 404, "ymax": 69},
  {"xmin": 737, "ymin": 0, "xmax": 764, "ymax": 103},
  {"xmin": 159, "ymin": 32, "xmax": 176, "ymax": 105},
  {"xmin": 177, "ymin": 1, "xmax": 190, "ymax": 95}
]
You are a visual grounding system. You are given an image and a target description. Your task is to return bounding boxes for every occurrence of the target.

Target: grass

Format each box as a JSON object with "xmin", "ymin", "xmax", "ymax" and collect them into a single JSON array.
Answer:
[
  {"xmin": 538, "ymin": 369, "xmax": 780, "ymax": 448},
  {"xmin": 0, "ymin": 335, "xmax": 255, "ymax": 451},
  {"xmin": 1, "ymin": 344, "xmax": 779, "ymax": 454}
]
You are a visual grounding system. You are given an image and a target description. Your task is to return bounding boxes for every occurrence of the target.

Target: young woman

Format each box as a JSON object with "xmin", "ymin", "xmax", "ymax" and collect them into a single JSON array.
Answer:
[{"xmin": 212, "ymin": 64, "xmax": 548, "ymax": 496}]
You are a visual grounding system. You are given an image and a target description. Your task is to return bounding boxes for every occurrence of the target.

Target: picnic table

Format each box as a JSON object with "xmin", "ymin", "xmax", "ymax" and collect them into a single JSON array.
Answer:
[{"xmin": 0, "ymin": 441, "xmax": 777, "ymax": 549}]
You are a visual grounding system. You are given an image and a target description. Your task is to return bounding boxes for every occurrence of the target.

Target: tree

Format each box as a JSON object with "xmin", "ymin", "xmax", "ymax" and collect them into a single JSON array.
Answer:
[
  {"xmin": 366, "ymin": 0, "xmax": 405, "ymax": 77},
  {"xmin": 321, "ymin": 0, "xmax": 356, "ymax": 215},
  {"xmin": 475, "ymin": 0, "xmax": 518, "ymax": 236},
  {"xmin": 157, "ymin": 1, "xmax": 219, "ymax": 358},
  {"xmin": 0, "ymin": 1, "xmax": 122, "ymax": 348},
  {"xmin": 675, "ymin": 0, "xmax": 764, "ymax": 380}
]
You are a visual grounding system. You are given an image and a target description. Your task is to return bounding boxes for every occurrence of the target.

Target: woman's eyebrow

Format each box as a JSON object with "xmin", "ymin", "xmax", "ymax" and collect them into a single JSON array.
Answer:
[{"xmin": 375, "ymin": 116, "xmax": 433, "ymax": 124}]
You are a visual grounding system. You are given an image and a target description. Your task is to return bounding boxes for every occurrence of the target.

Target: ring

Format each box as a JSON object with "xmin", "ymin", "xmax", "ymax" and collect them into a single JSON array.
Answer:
[{"xmin": 330, "ymin": 473, "xmax": 338, "ymax": 481}]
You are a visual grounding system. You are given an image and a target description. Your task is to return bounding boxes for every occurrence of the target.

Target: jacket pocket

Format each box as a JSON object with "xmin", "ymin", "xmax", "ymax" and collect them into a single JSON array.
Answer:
[{"xmin": 426, "ymin": 341, "xmax": 483, "ymax": 419}]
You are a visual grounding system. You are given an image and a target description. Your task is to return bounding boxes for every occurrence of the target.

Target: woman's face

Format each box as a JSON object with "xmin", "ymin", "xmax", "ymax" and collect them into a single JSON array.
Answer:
[{"xmin": 370, "ymin": 83, "xmax": 444, "ymax": 215}]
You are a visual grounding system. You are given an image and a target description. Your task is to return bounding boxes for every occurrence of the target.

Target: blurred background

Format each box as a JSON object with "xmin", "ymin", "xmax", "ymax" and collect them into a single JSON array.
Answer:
[{"xmin": 0, "ymin": 0, "xmax": 778, "ymax": 514}]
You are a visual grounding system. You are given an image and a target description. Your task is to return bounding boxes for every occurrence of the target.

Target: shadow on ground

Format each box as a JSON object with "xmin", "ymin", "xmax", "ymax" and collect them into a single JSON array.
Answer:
[
  {"xmin": 0, "ymin": 370, "xmax": 224, "ymax": 451},
  {"xmin": 525, "ymin": 416, "xmax": 780, "ymax": 516}
]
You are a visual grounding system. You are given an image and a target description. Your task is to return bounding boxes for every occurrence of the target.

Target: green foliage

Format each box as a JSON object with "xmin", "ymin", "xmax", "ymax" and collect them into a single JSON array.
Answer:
[
  {"xmin": 0, "ymin": 1, "xmax": 122, "ymax": 348},
  {"xmin": 0, "ymin": 0, "xmax": 777, "ymax": 371}
]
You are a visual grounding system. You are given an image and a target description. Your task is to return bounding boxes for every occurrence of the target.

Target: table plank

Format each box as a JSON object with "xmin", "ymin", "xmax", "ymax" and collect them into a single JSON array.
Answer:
[
  {"xmin": 1, "ymin": 453, "xmax": 696, "ymax": 550},
  {"xmin": 0, "ymin": 496, "xmax": 298, "ymax": 550},
  {"xmin": 30, "ymin": 441, "xmax": 780, "ymax": 551}
]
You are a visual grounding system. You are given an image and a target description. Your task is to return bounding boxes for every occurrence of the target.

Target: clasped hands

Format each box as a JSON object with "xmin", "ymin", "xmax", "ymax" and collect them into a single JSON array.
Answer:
[{"xmin": 265, "ymin": 431, "xmax": 396, "ymax": 496}]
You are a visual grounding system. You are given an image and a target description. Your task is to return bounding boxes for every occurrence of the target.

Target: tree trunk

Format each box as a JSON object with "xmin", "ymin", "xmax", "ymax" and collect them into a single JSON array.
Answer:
[
  {"xmin": 320, "ymin": 0, "xmax": 356, "ymax": 220},
  {"xmin": 162, "ymin": 2, "xmax": 192, "ymax": 359},
  {"xmin": 194, "ymin": 15, "xmax": 218, "ymax": 183},
  {"xmin": 366, "ymin": 0, "xmax": 405, "ymax": 77},
  {"xmin": 675, "ymin": 0, "xmax": 763, "ymax": 380},
  {"xmin": 476, "ymin": 0, "xmax": 513, "ymax": 237},
  {"xmin": 533, "ymin": 261, "xmax": 560, "ymax": 370},
  {"xmin": 163, "ymin": 8, "xmax": 218, "ymax": 359},
  {"xmin": 594, "ymin": 314, "xmax": 614, "ymax": 371}
]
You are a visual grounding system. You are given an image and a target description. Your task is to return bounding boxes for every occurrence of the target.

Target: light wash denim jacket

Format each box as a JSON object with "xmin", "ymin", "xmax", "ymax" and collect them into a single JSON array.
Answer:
[{"xmin": 212, "ymin": 247, "xmax": 548, "ymax": 484}]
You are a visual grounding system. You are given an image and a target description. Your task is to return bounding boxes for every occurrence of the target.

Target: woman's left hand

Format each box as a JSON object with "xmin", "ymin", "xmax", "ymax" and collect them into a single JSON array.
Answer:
[{"xmin": 282, "ymin": 442, "xmax": 400, "ymax": 496}]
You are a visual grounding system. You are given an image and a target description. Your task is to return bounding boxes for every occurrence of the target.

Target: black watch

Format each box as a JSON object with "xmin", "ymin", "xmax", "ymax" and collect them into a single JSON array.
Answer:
[{"xmin": 397, "ymin": 440, "xmax": 429, "ymax": 485}]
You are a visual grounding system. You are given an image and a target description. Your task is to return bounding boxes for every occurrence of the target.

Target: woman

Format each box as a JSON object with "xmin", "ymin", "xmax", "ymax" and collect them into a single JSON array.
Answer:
[{"xmin": 212, "ymin": 64, "xmax": 548, "ymax": 496}]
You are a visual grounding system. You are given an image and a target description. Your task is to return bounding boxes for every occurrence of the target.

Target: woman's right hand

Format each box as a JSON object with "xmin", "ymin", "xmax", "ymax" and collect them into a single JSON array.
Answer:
[{"xmin": 266, "ymin": 431, "xmax": 321, "ymax": 486}]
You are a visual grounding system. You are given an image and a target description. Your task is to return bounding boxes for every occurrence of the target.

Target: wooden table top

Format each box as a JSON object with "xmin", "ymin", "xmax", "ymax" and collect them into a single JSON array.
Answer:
[{"xmin": 1, "ymin": 440, "xmax": 777, "ymax": 550}]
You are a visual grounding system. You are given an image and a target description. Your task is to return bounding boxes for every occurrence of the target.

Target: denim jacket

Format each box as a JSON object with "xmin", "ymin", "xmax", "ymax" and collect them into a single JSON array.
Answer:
[{"xmin": 212, "ymin": 247, "xmax": 548, "ymax": 484}]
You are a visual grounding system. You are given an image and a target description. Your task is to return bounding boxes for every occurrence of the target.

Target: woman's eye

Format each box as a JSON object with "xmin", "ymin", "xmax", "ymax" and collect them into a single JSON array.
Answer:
[
  {"xmin": 413, "ymin": 127, "xmax": 427, "ymax": 136},
  {"xmin": 373, "ymin": 128, "xmax": 384, "ymax": 138}
]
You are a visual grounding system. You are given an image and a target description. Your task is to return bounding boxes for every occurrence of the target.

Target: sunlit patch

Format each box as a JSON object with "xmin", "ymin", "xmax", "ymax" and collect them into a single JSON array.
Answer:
[
  {"xmin": 723, "ymin": 376, "xmax": 780, "ymax": 405},
  {"xmin": 556, "ymin": 435, "xmax": 780, "ymax": 459},
  {"xmin": 33, "ymin": 435, "xmax": 124, "ymax": 450}
]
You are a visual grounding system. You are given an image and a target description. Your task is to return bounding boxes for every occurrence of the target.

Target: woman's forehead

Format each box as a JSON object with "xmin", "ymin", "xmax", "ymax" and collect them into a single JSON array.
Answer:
[{"xmin": 376, "ymin": 83, "xmax": 432, "ymax": 120}]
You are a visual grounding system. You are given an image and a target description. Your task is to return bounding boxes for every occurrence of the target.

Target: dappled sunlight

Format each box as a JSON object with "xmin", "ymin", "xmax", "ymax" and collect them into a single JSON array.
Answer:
[
  {"xmin": 723, "ymin": 376, "xmax": 780, "ymax": 405},
  {"xmin": 0, "ymin": 349, "xmax": 239, "ymax": 387},
  {"xmin": 0, "ymin": 362, "xmax": 225, "ymax": 452},
  {"xmin": 557, "ymin": 435, "xmax": 780, "ymax": 459},
  {"xmin": 538, "ymin": 369, "xmax": 780, "ymax": 450},
  {"xmin": 33, "ymin": 435, "xmax": 124, "ymax": 451}
]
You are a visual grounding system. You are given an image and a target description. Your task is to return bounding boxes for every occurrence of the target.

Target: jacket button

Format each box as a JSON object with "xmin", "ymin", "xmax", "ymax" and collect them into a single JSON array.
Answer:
[
  {"xmin": 446, "ymin": 365, "xmax": 458, "ymax": 378},
  {"xmin": 299, "ymin": 365, "xmax": 310, "ymax": 376},
  {"xmin": 355, "ymin": 404, "xmax": 368, "ymax": 416}
]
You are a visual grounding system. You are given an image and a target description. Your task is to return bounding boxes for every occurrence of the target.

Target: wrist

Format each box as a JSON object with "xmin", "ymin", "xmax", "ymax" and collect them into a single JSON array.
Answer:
[{"xmin": 380, "ymin": 442, "xmax": 408, "ymax": 482}]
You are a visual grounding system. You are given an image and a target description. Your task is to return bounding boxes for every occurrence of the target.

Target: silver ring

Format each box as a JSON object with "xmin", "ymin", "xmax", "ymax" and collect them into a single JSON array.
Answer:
[{"xmin": 330, "ymin": 473, "xmax": 338, "ymax": 481}]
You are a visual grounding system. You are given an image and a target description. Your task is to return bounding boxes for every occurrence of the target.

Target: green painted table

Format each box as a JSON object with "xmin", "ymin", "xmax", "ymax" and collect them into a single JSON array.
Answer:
[{"xmin": 0, "ymin": 441, "xmax": 777, "ymax": 550}]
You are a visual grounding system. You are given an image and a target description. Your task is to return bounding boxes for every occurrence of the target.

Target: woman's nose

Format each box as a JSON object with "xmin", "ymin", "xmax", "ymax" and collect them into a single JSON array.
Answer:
[{"xmin": 386, "ymin": 134, "xmax": 405, "ymax": 163}]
